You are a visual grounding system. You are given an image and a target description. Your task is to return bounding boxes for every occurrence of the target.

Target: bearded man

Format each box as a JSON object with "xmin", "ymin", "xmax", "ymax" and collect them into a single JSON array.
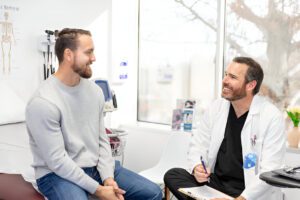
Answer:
[
  {"xmin": 164, "ymin": 57, "xmax": 285, "ymax": 200},
  {"xmin": 26, "ymin": 28, "xmax": 162, "ymax": 200}
]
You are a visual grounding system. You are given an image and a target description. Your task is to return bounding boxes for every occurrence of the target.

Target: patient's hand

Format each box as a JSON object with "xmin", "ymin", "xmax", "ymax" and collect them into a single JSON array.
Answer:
[
  {"xmin": 94, "ymin": 185, "xmax": 125, "ymax": 200},
  {"xmin": 103, "ymin": 177, "xmax": 125, "ymax": 200},
  {"xmin": 193, "ymin": 164, "xmax": 211, "ymax": 183},
  {"xmin": 103, "ymin": 178, "xmax": 116, "ymax": 186}
]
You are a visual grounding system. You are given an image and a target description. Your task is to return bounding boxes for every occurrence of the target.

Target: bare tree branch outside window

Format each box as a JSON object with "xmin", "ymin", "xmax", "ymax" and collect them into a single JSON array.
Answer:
[{"xmin": 174, "ymin": 0, "xmax": 300, "ymax": 110}]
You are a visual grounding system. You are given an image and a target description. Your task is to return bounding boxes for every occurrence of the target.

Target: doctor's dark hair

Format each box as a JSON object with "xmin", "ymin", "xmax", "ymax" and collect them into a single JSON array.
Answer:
[
  {"xmin": 55, "ymin": 28, "xmax": 91, "ymax": 63},
  {"xmin": 233, "ymin": 57, "xmax": 264, "ymax": 95}
]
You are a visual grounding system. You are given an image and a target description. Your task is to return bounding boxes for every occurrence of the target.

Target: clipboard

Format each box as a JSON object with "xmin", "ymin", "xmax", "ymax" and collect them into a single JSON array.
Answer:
[{"xmin": 178, "ymin": 185, "xmax": 234, "ymax": 200}]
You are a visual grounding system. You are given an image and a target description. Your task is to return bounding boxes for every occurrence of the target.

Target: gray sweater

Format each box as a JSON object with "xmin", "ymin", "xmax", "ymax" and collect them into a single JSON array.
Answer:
[{"xmin": 26, "ymin": 76, "xmax": 114, "ymax": 194}]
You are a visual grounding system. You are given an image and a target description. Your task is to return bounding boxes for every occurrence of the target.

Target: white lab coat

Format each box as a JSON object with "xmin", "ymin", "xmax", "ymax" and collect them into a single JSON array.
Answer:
[{"xmin": 187, "ymin": 95, "xmax": 286, "ymax": 200}]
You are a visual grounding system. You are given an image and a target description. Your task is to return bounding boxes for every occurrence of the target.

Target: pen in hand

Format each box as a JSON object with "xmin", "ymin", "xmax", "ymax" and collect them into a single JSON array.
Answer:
[
  {"xmin": 200, "ymin": 156, "xmax": 208, "ymax": 174},
  {"xmin": 200, "ymin": 156, "xmax": 210, "ymax": 182}
]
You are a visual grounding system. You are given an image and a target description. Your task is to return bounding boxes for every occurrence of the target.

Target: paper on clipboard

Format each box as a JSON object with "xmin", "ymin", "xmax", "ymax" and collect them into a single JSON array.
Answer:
[{"xmin": 178, "ymin": 185, "xmax": 234, "ymax": 200}]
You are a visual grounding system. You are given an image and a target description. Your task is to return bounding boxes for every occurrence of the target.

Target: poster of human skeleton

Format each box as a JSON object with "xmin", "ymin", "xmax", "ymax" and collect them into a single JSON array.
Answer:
[{"xmin": 0, "ymin": 3, "xmax": 20, "ymax": 78}]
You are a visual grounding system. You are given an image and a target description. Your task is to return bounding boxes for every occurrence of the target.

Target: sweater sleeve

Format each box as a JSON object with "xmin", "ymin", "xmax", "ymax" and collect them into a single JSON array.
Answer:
[
  {"xmin": 26, "ymin": 97, "xmax": 99, "ymax": 194},
  {"xmin": 96, "ymin": 96, "xmax": 115, "ymax": 181}
]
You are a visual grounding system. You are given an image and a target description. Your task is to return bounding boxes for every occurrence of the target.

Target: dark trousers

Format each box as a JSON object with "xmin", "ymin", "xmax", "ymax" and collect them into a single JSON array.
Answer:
[{"xmin": 164, "ymin": 168, "xmax": 225, "ymax": 200}]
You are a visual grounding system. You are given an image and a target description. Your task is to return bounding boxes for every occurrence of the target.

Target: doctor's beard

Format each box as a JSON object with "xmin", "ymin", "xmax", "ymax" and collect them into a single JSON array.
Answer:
[{"xmin": 221, "ymin": 82, "xmax": 247, "ymax": 101}]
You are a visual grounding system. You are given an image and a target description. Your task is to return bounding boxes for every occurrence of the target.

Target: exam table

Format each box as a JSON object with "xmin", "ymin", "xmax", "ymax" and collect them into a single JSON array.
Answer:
[
  {"xmin": 0, "ymin": 173, "xmax": 44, "ymax": 200},
  {"xmin": 0, "ymin": 122, "xmax": 45, "ymax": 200}
]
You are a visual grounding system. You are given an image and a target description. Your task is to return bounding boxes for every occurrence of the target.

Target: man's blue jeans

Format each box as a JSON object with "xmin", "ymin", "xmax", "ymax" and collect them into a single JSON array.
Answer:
[{"xmin": 37, "ymin": 161, "xmax": 162, "ymax": 200}]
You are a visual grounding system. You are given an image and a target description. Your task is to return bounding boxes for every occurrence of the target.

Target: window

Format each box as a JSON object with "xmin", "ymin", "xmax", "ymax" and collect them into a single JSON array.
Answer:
[
  {"xmin": 225, "ymin": 0, "xmax": 300, "ymax": 110},
  {"xmin": 138, "ymin": 0, "xmax": 299, "ymax": 125},
  {"xmin": 138, "ymin": 0, "xmax": 219, "ymax": 124}
]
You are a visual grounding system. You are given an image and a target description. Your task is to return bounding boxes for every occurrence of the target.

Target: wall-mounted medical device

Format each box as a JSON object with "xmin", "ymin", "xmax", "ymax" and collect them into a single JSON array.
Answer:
[
  {"xmin": 93, "ymin": 78, "xmax": 117, "ymax": 112},
  {"xmin": 39, "ymin": 30, "xmax": 58, "ymax": 80}
]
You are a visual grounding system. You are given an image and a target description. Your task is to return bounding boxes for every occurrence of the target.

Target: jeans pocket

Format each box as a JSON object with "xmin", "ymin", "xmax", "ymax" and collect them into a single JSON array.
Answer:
[{"xmin": 36, "ymin": 172, "xmax": 54, "ymax": 196}]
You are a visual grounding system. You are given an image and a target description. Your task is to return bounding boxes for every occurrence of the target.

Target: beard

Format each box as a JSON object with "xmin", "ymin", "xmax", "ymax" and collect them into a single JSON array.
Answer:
[
  {"xmin": 72, "ymin": 63, "xmax": 92, "ymax": 79},
  {"xmin": 221, "ymin": 83, "xmax": 247, "ymax": 101}
]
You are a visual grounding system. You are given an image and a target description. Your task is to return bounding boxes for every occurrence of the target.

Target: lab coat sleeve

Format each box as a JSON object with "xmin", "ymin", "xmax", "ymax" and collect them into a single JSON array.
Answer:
[
  {"xmin": 187, "ymin": 102, "xmax": 214, "ymax": 174},
  {"xmin": 241, "ymin": 110, "xmax": 286, "ymax": 200}
]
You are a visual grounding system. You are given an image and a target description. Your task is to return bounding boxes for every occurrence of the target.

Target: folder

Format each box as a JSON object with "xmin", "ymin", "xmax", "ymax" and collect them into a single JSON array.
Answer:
[{"xmin": 178, "ymin": 185, "xmax": 234, "ymax": 200}]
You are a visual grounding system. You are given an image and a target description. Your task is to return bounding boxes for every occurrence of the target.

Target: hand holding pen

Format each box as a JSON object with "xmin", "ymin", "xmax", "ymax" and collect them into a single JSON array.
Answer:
[{"xmin": 193, "ymin": 156, "xmax": 211, "ymax": 183}]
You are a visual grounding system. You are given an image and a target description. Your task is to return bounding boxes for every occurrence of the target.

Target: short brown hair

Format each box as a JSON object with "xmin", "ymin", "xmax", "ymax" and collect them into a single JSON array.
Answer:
[
  {"xmin": 232, "ymin": 57, "xmax": 264, "ymax": 95},
  {"xmin": 55, "ymin": 28, "xmax": 91, "ymax": 63}
]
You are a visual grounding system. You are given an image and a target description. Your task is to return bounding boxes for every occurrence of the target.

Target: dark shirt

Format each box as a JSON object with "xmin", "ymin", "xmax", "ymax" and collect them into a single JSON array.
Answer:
[{"xmin": 214, "ymin": 104, "xmax": 248, "ymax": 197}]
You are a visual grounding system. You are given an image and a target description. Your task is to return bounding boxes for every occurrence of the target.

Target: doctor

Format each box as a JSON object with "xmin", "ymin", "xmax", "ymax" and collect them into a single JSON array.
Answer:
[{"xmin": 164, "ymin": 57, "xmax": 285, "ymax": 200}]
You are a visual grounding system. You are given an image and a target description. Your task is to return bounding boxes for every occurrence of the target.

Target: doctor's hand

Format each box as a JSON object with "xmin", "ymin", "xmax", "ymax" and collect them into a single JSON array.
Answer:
[
  {"xmin": 210, "ymin": 195, "xmax": 246, "ymax": 200},
  {"xmin": 193, "ymin": 164, "xmax": 211, "ymax": 183},
  {"xmin": 234, "ymin": 196, "xmax": 246, "ymax": 200}
]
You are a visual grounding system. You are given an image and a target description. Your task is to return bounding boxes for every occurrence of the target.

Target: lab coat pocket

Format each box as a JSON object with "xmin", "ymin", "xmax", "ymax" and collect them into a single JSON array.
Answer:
[{"xmin": 243, "ymin": 152, "xmax": 257, "ymax": 185}]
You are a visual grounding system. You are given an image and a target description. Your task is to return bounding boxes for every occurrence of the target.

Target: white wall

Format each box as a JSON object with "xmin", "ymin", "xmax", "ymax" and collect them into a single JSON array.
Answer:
[
  {"xmin": 109, "ymin": 0, "xmax": 140, "ymax": 127},
  {"xmin": 0, "ymin": 0, "xmax": 111, "ymax": 102}
]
